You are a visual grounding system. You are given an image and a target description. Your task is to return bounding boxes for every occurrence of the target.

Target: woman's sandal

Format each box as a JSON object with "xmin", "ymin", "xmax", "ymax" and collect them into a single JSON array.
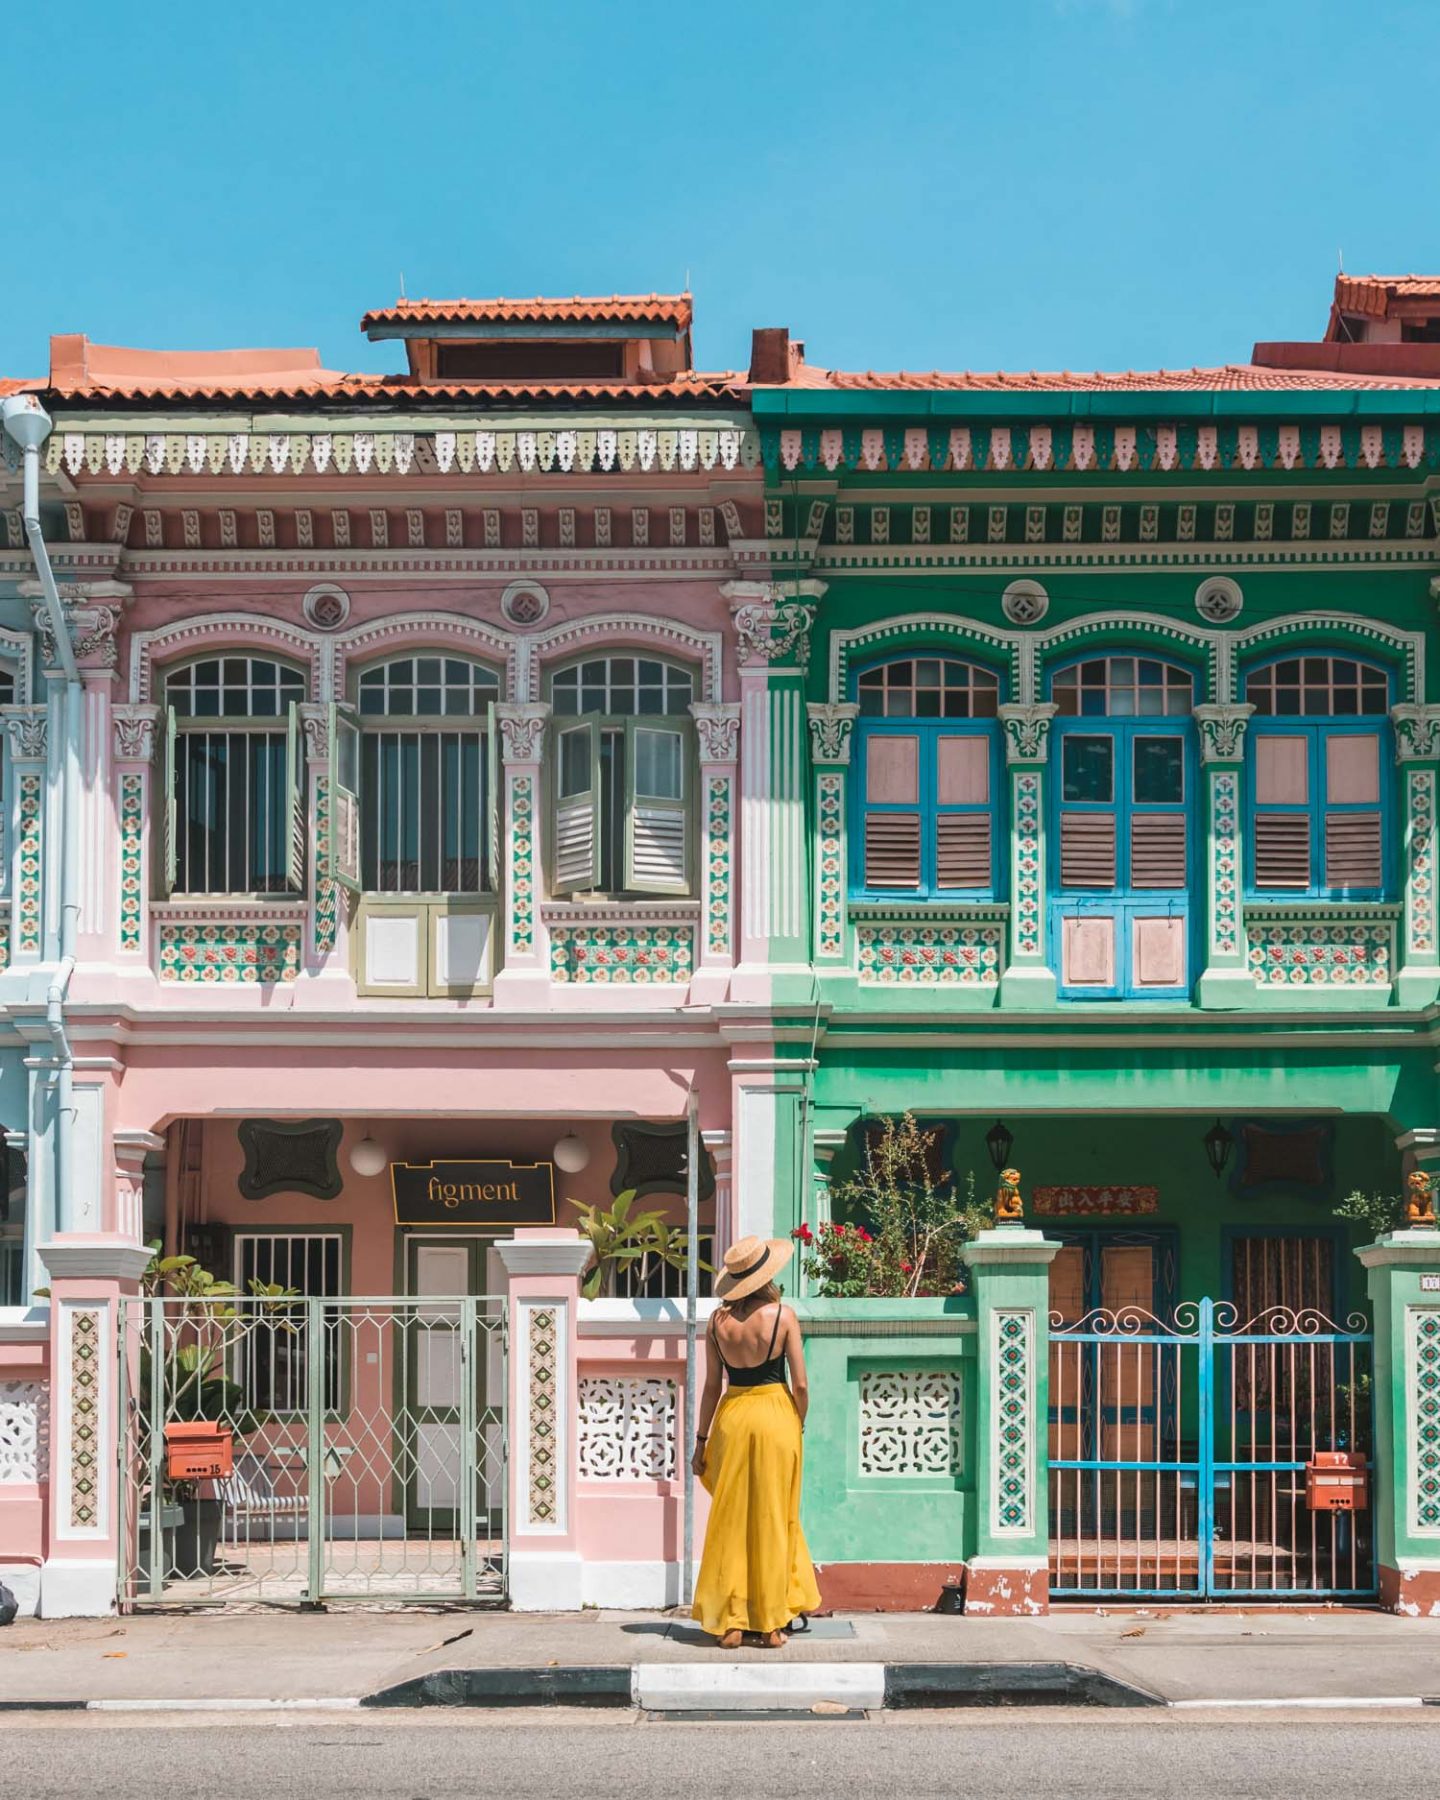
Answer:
[
  {"xmin": 762, "ymin": 1630, "xmax": 786, "ymax": 1648},
  {"xmin": 718, "ymin": 1628, "xmax": 743, "ymax": 1649}
]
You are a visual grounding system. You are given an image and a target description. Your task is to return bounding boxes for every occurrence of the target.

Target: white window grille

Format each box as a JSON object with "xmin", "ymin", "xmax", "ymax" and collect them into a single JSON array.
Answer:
[{"xmin": 233, "ymin": 1232, "xmax": 344, "ymax": 1415}]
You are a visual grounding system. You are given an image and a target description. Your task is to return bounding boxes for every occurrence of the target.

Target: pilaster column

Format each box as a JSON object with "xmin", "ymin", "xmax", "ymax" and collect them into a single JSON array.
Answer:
[
  {"xmin": 722, "ymin": 580, "xmax": 822, "ymax": 1004},
  {"xmin": 689, "ymin": 702, "xmax": 741, "ymax": 1002},
  {"xmin": 296, "ymin": 704, "xmax": 347, "ymax": 975},
  {"xmin": 729, "ymin": 1050, "xmax": 813, "ymax": 1244},
  {"xmin": 496, "ymin": 1230, "xmax": 591, "ymax": 1610},
  {"xmin": 996, "ymin": 704, "xmax": 1057, "ymax": 1007},
  {"xmin": 807, "ymin": 703, "xmax": 859, "ymax": 970},
  {"xmin": 2, "ymin": 705, "xmax": 48, "ymax": 966},
  {"xmin": 700, "ymin": 1127, "xmax": 733, "ymax": 1265},
  {"xmin": 38, "ymin": 1238, "xmax": 151, "ymax": 1616},
  {"xmin": 1392, "ymin": 705, "xmax": 1440, "ymax": 1008},
  {"xmin": 1356, "ymin": 1218, "xmax": 1440, "ymax": 1614},
  {"xmin": 111, "ymin": 706, "xmax": 160, "ymax": 966},
  {"xmin": 1194, "ymin": 703, "xmax": 1256, "ymax": 1008},
  {"xmin": 961, "ymin": 1216, "xmax": 1062, "ymax": 1614},
  {"xmin": 493, "ymin": 702, "xmax": 551, "ymax": 1001},
  {"xmin": 27, "ymin": 583, "xmax": 129, "ymax": 961},
  {"xmin": 112, "ymin": 1129, "xmax": 163, "ymax": 1245}
]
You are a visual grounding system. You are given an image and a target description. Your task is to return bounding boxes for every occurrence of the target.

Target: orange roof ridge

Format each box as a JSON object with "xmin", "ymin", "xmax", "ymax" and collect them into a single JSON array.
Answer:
[{"xmin": 360, "ymin": 294, "xmax": 692, "ymax": 330}]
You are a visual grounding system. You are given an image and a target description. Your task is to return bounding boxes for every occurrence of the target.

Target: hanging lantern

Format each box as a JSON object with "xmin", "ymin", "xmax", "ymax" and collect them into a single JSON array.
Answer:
[
  {"xmin": 985, "ymin": 1120, "xmax": 1014, "ymax": 1173},
  {"xmin": 1203, "ymin": 1119, "xmax": 1234, "ymax": 1181},
  {"xmin": 348, "ymin": 1133, "xmax": 388, "ymax": 1178}
]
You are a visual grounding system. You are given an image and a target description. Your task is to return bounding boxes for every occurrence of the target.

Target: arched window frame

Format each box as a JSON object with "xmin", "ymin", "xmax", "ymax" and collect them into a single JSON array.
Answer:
[
  {"xmin": 159, "ymin": 653, "xmax": 309, "ymax": 898},
  {"xmin": 544, "ymin": 651, "xmax": 697, "ymax": 898},
  {"xmin": 848, "ymin": 653, "xmax": 1005, "ymax": 902},
  {"xmin": 1047, "ymin": 652, "xmax": 1200, "ymax": 1000},
  {"xmin": 348, "ymin": 652, "xmax": 502, "ymax": 897},
  {"xmin": 1242, "ymin": 653, "xmax": 1394, "ymax": 902}
]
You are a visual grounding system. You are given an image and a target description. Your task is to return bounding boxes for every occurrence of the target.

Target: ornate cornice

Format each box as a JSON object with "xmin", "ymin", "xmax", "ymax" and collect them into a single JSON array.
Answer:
[
  {"xmin": 1193, "ymin": 702, "xmax": 1255, "ymax": 765},
  {"xmin": 1392, "ymin": 703, "xmax": 1440, "ymax": 764},
  {"xmin": 997, "ymin": 702, "xmax": 1057, "ymax": 766},
  {"xmin": 806, "ymin": 702, "xmax": 860, "ymax": 766},
  {"xmin": 495, "ymin": 701, "xmax": 550, "ymax": 764},
  {"xmin": 689, "ymin": 702, "xmax": 741, "ymax": 765},
  {"xmin": 111, "ymin": 704, "xmax": 161, "ymax": 765}
]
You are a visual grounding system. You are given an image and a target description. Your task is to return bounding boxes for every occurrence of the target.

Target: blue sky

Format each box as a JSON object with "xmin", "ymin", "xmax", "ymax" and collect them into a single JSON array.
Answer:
[{"xmin": 5, "ymin": 0, "xmax": 1437, "ymax": 382}]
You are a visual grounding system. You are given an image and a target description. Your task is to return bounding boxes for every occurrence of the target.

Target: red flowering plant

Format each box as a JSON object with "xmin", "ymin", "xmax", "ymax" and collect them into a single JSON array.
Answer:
[{"xmin": 796, "ymin": 1113, "xmax": 989, "ymax": 1299}]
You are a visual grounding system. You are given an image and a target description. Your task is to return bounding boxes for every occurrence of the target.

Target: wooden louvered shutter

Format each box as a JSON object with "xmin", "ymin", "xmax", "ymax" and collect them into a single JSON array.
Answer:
[
  {"xmin": 327, "ymin": 704, "xmax": 362, "ymax": 894},
  {"xmin": 625, "ymin": 719, "xmax": 689, "ymax": 895},
  {"xmin": 159, "ymin": 706, "xmax": 178, "ymax": 899},
  {"xmin": 1060, "ymin": 814, "xmax": 1116, "ymax": 887},
  {"xmin": 1130, "ymin": 813, "xmax": 1186, "ymax": 888},
  {"xmin": 934, "ymin": 734, "xmax": 992, "ymax": 891},
  {"xmin": 1253, "ymin": 733, "xmax": 1311, "ymax": 890},
  {"xmin": 1323, "ymin": 732, "xmax": 1383, "ymax": 891},
  {"xmin": 863, "ymin": 734, "xmax": 921, "ymax": 889},
  {"xmin": 285, "ymin": 702, "xmax": 306, "ymax": 894},
  {"xmin": 552, "ymin": 716, "xmax": 601, "ymax": 895}
]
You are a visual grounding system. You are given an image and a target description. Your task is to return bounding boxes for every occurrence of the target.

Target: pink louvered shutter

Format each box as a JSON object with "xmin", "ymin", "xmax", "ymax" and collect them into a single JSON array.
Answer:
[
  {"xmin": 1254, "ymin": 733, "xmax": 1311, "ymax": 889},
  {"xmin": 863, "ymin": 734, "xmax": 921, "ymax": 888},
  {"xmin": 1323, "ymin": 733, "xmax": 1383, "ymax": 890}
]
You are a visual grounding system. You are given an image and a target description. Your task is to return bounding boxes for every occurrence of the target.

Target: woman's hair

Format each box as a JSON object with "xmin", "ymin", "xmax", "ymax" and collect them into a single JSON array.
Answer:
[{"xmin": 726, "ymin": 1279, "xmax": 783, "ymax": 1310}]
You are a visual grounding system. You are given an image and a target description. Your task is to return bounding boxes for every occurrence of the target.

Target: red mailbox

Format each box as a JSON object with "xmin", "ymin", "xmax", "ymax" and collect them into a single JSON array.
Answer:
[
  {"xmin": 1306, "ymin": 1450, "xmax": 1368, "ymax": 1512},
  {"xmin": 163, "ymin": 1421, "xmax": 233, "ymax": 1482}
]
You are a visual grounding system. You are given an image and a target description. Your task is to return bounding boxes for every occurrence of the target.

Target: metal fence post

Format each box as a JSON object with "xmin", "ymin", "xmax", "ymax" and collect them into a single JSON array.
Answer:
[
  {"xmin": 306, "ymin": 1296, "xmax": 325, "ymax": 1604},
  {"xmin": 1198, "ymin": 1296, "xmax": 1215, "ymax": 1598},
  {"xmin": 460, "ymin": 1296, "xmax": 478, "ymax": 1601},
  {"xmin": 146, "ymin": 1299, "xmax": 165, "ymax": 1600}
]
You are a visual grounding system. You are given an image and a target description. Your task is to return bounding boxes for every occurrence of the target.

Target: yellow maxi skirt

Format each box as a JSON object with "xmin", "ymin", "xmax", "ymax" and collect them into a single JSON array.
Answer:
[{"xmin": 691, "ymin": 1383, "xmax": 822, "ymax": 1637}]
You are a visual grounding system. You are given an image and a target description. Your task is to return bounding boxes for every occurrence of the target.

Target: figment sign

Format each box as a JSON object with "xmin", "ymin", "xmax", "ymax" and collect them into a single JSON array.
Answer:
[{"xmin": 391, "ymin": 1159, "xmax": 557, "ymax": 1227}]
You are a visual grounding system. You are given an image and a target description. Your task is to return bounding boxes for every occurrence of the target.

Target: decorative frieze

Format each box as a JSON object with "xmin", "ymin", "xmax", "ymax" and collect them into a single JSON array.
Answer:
[
  {"xmin": 855, "ymin": 917, "xmax": 1004, "ymax": 985},
  {"xmin": 67, "ymin": 1308, "xmax": 101, "ymax": 1531},
  {"xmin": 1210, "ymin": 769, "xmax": 1242, "ymax": 961},
  {"xmin": 1246, "ymin": 911, "xmax": 1396, "ymax": 988},
  {"xmin": 14, "ymin": 770, "xmax": 43, "ymax": 956},
  {"xmin": 549, "ymin": 921, "xmax": 695, "ymax": 985},
  {"xmin": 1012, "ymin": 771, "xmax": 1043, "ymax": 961},
  {"xmin": 527, "ymin": 1305, "xmax": 559, "ymax": 1527},
  {"xmin": 313, "ymin": 777, "xmax": 339, "ymax": 960},
  {"xmin": 508, "ymin": 775, "xmax": 536, "ymax": 959},
  {"xmin": 857, "ymin": 1370, "xmax": 962, "ymax": 1478},
  {"xmin": 156, "ymin": 915, "xmax": 303, "ymax": 984},
  {"xmin": 577, "ymin": 1376, "xmax": 677, "ymax": 1481}
]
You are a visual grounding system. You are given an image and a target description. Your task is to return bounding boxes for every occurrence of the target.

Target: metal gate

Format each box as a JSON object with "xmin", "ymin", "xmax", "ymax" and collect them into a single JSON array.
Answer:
[
  {"xmin": 118, "ymin": 1295, "xmax": 507, "ymax": 1607},
  {"xmin": 1049, "ymin": 1298, "xmax": 1376, "ymax": 1600}
]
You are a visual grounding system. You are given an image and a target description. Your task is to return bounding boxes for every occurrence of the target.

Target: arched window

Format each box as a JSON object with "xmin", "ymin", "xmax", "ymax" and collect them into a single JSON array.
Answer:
[
  {"xmin": 353, "ymin": 656, "xmax": 499, "ymax": 894},
  {"xmin": 547, "ymin": 655, "xmax": 695, "ymax": 896},
  {"xmin": 852, "ymin": 657, "xmax": 1002, "ymax": 897},
  {"xmin": 1244, "ymin": 656, "xmax": 1391, "ymax": 897},
  {"xmin": 1049, "ymin": 655, "xmax": 1196, "ymax": 999},
  {"xmin": 162, "ymin": 656, "xmax": 307, "ymax": 895}
]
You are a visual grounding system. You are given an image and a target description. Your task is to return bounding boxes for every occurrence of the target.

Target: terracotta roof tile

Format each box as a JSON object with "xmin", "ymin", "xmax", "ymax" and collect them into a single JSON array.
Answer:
[
  {"xmin": 774, "ymin": 362, "xmax": 1440, "ymax": 392},
  {"xmin": 41, "ymin": 370, "xmax": 741, "ymax": 405},
  {"xmin": 1333, "ymin": 274, "xmax": 1440, "ymax": 319},
  {"xmin": 360, "ymin": 293, "xmax": 692, "ymax": 330}
]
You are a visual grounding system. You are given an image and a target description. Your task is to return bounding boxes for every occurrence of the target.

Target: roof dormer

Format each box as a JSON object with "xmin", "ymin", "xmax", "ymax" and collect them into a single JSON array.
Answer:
[{"xmin": 360, "ymin": 294, "xmax": 693, "ymax": 386}]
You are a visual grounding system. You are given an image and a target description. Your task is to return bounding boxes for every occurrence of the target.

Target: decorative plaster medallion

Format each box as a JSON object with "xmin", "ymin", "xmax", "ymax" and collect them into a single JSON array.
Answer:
[
  {"xmin": 689, "ymin": 702, "xmax": 741, "ymax": 764},
  {"xmin": 1195, "ymin": 576, "xmax": 1244, "ymax": 624},
  {"xmin": 806, "ymin": 703, "xmax": 860, "ymax": 766},
  {"xmin": 1001, "ymin": 579, "xmax": 1049, "ymax": 627},
  {"xmin": 501, "ymin": 580, "xmax": 551, "ymax": 628},
  {"xmin": 302, "ymin": 583, "xmax": 351, "ymax": 631}
]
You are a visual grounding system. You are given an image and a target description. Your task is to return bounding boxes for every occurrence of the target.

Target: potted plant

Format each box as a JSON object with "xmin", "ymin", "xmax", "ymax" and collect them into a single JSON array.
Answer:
[
  {"xmin": 795, "ymin": 1113, "xmax": 990, "ymax": 1299},
  {"xmin": 569, "ymin": 1189, "xmax": 710, "ymax": 1299}
]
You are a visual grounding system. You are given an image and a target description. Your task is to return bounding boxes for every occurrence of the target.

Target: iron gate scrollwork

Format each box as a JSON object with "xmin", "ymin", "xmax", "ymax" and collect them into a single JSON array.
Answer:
[
  {"xmin": 1048, "ymin": 1297, "xmax": 1375, "ymax": 1600},
  {"xmin": 117, "ymin": 1295, "xmax": 508, "ymax": 1607}
]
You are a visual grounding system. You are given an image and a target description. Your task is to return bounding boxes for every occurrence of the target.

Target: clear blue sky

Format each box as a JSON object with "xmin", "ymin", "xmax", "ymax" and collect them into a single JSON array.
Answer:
[{"xmin": 6, "ymin": 0, "xmax": 1437, "ymax": 383}]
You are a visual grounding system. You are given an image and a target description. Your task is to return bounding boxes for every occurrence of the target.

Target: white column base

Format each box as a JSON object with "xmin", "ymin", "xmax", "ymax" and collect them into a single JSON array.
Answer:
[
  {"xmin": 0, "ymin": 1563, "xmax": 41, "ymax": 1616},
  {"xmin": 1196, "ymin": 966, "xmax": 1257, "ymax": 1008},
  {"xmin": 40, "ymin": 1558, "xmax": 117, "ymax": 1617},
  {"xmin": 507, "ymin": 1550, "xmax": 584, "ymax": 1611},
  {"xmin": 492, "ymin": 967, "xmax": 553, "ymax": 1006},
  {"xmin": 1395, "ymin": 968, "xmax": 1440, "ymax": 1009},
  {"xmin": 580, "ymin": 1559, "xmax": 683, "ymax": 1609}
]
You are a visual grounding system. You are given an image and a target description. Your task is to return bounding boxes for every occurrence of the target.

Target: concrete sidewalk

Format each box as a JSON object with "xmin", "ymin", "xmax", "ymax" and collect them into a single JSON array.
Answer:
[{"xmin": 2, "ymin": 1608, "xmax": 1439, "ymax": 1709}]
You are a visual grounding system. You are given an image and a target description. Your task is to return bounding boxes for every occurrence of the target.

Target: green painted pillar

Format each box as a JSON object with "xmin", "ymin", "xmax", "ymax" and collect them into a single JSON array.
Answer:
[
  {"xmin": 1356, "ymin": 1222, "xmax": 1440, "ymax": 1614},
  {"xmin": 996, "ymin": 705, "xmax": 1057, "ymax": 1007},
  {"xmin": 1194, "ymin": 703, "xmax": 1256, "ymax": 1008},
  {"xmin": 1391, "ymin": 706, "xmax": 1440, "ymax": 1009},
  {"xmin": 961, "ymin": 1221, "xmax": 1061, "ymax": 1613}
]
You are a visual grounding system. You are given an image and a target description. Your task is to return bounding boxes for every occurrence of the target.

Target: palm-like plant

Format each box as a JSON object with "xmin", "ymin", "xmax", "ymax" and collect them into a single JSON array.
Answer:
[{"xmin": 569, "ymin": 1189, "xmax": 709, "ymax": 1299}]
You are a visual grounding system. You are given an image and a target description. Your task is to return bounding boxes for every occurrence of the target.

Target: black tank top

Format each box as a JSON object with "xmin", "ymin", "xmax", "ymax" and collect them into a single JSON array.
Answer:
[{"xmin": 713, "ymin": 1303, "xmax": 786, "ymax": 1389}]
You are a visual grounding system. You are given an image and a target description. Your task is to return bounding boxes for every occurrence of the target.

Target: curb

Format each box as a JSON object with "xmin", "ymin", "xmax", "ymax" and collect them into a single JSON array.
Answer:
[{"xmin": 363, "ymin": 1659, "xmax": 1163, "ymax": 1712}]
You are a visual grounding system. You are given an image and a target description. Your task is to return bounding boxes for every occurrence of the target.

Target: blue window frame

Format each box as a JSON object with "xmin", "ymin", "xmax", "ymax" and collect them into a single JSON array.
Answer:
[
  {"xmin": 1244, "ymin": 657, "xmax": 1393, "ymax": 901},
  {"xmin": 1048, "ymin": 656, "xmax": 1198, "ymax": 1001},
  {"xmin": 849, "ymin": 657, "xmax": 1004, "ymax": 900}
]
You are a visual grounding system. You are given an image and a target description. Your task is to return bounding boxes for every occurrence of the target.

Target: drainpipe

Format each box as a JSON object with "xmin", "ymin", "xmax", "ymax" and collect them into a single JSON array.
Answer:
[{"xmin": 2, "ymin": 395, "xmax": 80, "ymax": 1241}]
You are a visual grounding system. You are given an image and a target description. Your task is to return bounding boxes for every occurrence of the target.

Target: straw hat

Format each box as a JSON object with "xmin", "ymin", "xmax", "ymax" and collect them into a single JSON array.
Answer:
[{"xmin": 714, "ymin": 1234, "xmax": 794, "ymax": 1301}]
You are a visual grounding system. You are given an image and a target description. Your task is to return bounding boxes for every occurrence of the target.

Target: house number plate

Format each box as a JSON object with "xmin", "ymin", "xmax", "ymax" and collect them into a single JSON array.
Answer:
[{"xmin": 1421, "ymin": 1275, "xmax": 1440, "ymax": 1291}]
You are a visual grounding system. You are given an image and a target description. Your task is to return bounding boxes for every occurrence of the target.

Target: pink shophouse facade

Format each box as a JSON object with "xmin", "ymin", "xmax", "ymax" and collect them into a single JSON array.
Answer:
[{"xmin": 0, "ymin": 296, "xmax": 812, "ymax": 1616}]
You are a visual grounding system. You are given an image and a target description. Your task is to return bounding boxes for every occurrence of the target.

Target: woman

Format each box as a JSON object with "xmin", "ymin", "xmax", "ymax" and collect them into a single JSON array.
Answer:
[{"xmin": 690, "ymin": 1235, "xmax": 822, "ymax": 1648}]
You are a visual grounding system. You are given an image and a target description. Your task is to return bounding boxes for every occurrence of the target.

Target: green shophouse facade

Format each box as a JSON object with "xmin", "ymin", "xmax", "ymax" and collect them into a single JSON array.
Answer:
[{"xmin": 746, "ymin": 370, "xmax": 1440, "ymax": 1613}]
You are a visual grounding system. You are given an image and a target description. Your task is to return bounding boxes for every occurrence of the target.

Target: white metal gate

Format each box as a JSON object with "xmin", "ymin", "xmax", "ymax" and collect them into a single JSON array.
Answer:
[{"xmin": 118, "ymin": 1295, "xmax": 507, "ymax": 1607}]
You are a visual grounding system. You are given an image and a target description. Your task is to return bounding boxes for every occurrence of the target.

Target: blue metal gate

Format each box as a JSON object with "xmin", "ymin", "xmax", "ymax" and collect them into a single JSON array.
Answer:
[{"xmin": 1048, "ymin": 1298, "xmax": 1376, "ymax": 1600}]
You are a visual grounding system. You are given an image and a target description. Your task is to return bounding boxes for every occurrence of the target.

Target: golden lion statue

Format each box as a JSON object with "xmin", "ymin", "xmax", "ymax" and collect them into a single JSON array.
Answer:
[
  {"xmin": 1405, "ymin": 1169, "xmax": 1437, "ymax": 1228},
  {"xmin": 995, "ymin": 1166, "xmax": 1024, "ymax": 1226}
]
